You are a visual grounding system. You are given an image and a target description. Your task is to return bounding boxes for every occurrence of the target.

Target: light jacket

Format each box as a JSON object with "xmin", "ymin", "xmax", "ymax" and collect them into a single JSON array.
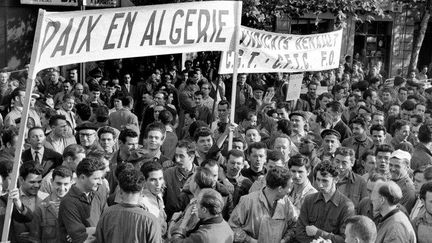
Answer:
[{"xmin": 376, "ymin": 209, "xmax": 416, "ymax": 243}]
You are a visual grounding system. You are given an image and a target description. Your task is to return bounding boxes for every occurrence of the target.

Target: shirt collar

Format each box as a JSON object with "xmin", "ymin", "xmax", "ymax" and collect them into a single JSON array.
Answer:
[
  {"xmin": 199, "ymin": 215, "xmax": 223, "ymax": 225},
  {"xmin": 314, "ymin": 189, "xmax": 342, "ymax": 207},
  {"xmin": 175, "ymin": 165, "xmax": 196, "ymax": 181},
  {"xmin": 31, "ymin": 147, "xmax": 45, "ymax": 157}
]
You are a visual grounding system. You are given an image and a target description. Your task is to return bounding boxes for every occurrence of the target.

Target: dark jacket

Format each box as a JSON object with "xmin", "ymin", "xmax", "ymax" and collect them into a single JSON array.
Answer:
[{"xmin": 22, "ymin": 148, "xmax": 62, "ymax": 177}]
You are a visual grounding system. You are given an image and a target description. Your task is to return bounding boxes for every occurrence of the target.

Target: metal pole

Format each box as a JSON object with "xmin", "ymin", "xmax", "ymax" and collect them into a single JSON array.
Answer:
[{"xmin": 80, "ymin": 0, "xmax": 86, "ymax": 84}]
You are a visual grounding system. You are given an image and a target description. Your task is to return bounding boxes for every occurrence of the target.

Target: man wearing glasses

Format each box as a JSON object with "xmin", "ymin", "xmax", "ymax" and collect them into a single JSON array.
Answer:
[{"xmin": 75, "ymin": 122, "xmax": 102, "ymax": 155}]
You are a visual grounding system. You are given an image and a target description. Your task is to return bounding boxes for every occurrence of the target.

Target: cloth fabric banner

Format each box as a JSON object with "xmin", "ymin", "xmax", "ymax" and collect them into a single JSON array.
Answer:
[
  {"xmin": 30, "ymin": 1, "xmax": 241, "ymax": 73},
  {"xmin": 286, "ymin": 74, "xmax": 303, "ymax": 101},
  {"xmin": 20, "ymin": 0, "xmax": 119, "ymax": 7},
  {"xmin": 219, "ymin": 26, "xmax": 343, "ymax": 74}
]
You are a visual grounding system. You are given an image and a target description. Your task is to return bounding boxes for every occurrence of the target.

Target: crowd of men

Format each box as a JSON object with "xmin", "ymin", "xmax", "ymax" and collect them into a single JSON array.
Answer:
[{"xmin": 0, "ymin": 54, "xmax": 431, "ymax": 243}]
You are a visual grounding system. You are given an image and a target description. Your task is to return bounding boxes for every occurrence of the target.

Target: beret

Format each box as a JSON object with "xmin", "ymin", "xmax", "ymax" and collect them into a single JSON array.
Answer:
[{"xmin": 75, "ymin": 121, "xmax": 98, "ymax": 131}]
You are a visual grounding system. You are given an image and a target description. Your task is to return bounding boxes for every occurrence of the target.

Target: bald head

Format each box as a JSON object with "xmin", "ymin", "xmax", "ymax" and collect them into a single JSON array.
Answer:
[{"xmin": 345, "ymin": 215, "xmax": 377, "ymax": 243}]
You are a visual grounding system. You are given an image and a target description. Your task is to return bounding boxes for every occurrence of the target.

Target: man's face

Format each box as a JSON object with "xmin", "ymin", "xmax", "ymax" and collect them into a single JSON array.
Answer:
[
  {"xmin": 395, "ymin": 125, "xmax": 410, "ymax": 141},
  {"xmin": 291, "ymin": 115, "xmax": 305, "ymax": 132},
  {"xmin": 29, "ymin": 128, "xmax": 46, "ymax": 149},
  {"xmin": 53, "ymin": 119, "xmax": 68, "ymax": 138},
  {"xmin": 196, "ymin": 135, "xmax": 213, "ymax": 153},
  {"xmin": 423, "ymin": 191, "xmax": 432, "ymax": 215},
  {"xmin": 239, "ymin": 74, "xmax": 247, "ymax": 85},
  {"xmin": 389, "ymin": 158, "xmax": 408, "ymax": 180},
  {"xmin": 401, "ymin": 109, "xmax": 412, "ymax": 121},
  {"xmin": 174, "ymin": 147, "xmax": 194, "ymax": 171},
  {"xmin": 75, "ymin": 84, "xmax": 84, "ymax": 95},
  {"xmin": 323, "ymin": 135, "xmax": 339, "ymax": 153},
  {"xmin": 146, "ymin": 130, "xmax": 164, "ymax": 151},
  {"xmin": 153, "ymin": 106, "xmax": 165, "ymax": 120},
  {"xmin": 63, "ymin": 98, "xmax": 75, "ymax": 111},
  {"xmin": 15, "ymin": 91, "xmax": 25, "ymax": 107},
  {"xmin": 65, "ymin": 152, "xmax": 86, "ymax": 172},
  {"xmin": 195, "ymin": 95, "xmax": 203, "ymax": 107},
  {"xmin": 398, "ymin": 90, "xmax": 408, "ymax": 102},
  {"xmin": 372, "ymin": 130, "xmax": 386, "ymax": 146},
  {"xmin": 91, "ymin": 91, "xmax": 100, "ymax": 101},
  {"xmin": 232, "ymin": 141, "xmax": 245, "ymax": 151},
  {"xmin": 63, "ymin": 82, "xmax": 72, "ymax": 93},
  {"xmin": 226, "ymin": 155, "xmax": 244, "ymax": 177},
  {"xmin": 249, "ymin": 148, "xmax": 266, "ymax": 173},
  {"xmin": 146, "ymin": 170, "xmax": 164, "ymax": 195},
  {"xmin": 389, "ymin": 105, "xmax": 400, "ymax": 117},
  {"xmin": 363, "ymin": 155, "xmax": 376, "ymax": 173},
  {"xmin": 414, "ymin": 172, "xmax": 426, "ymax": 194},
  {"xmin": 245, "ymin": 129, "xmax": 261, "ymax": 145},
  {"xmin": 299, "ymin": 137, "xmax": 316, "ymax": 155},
  {"xmin": 352, "ymin": 124, "xmax": 365, "ymax": 138},
  {"xmin": 276, "ymin": 108, "xmax": 289, "ymax": 120},
  {"xmin": 69, "ymin": 70, "xmax": 78, "ymax": 81},
  {"xmin": 347, "ymin": 96, "xmax": 356, "ymax": 108},
  {"xmin": 334, "ymin": 154, "xmax": 353, "ymax": 179},
  {"xmin": 0, "ymin": 72, "xmax": 9, "ymax": 84},
  {"xmin": 78, "ymin": 129, "xmax": 97, "ymax": 147},
  {"xmin": 49, "ymin": 71, "xmax": 59, "ymax": 83},
  {"xmin": 411, "ymin": 124, "xmax": 420, "ymax": 138},
  {"xmin": 201, "ymin": 84, "xmax": 211, "ymax": 96},
  {"xmin": 315, "ymin": 171, "xmax": 336, "ymax": 195},
  {"xmin": 290, "ymin": 165, "xmax": 309, "ymax": 186},
  {"xmin": 154, "ymin": 93, "xmax": 165, "ymax": 106},
  {"xmin": 416, "ymin": 105, "xmax": 426, "ymax": 116},
  {"xmin": 319, "ymin": 97, "xmax": 332, "ymax": 109},
  {"xmin": 20, "ymin": 173, "xmax": 42, "ymax": 196},
  {"xmin": 371, "ymin": 185, "xmax": 384, "ymax": 216},
  {"xmin": 52, "ymin": 176, "xmax": 73, "ymax": 198},
  {"xmin": 204, "ymin": 164, "xmax": 219, "ymax": 183},
  {"xmin": 344, "ymin": 224, "xmax": 357, "ymax": 243},
  {"xmin": 81, "ymin": 170, "xmax": 104, "ymax": 192},
  {"xmin": 382, "ymin": 92, "xmax": 392, "ymax": 103},
  {"xmin": 253, "ymin": 90, "xmax": 264, "ymax": 100},
  {"xmin": 274, "ymin": 137, "xmax": 290, "ymax": 162},
  {"xmin": 372, "ymin": 115, "xmax": 384, "ymax": 126},
  {"xmin": 124, "ymin": 74, "xmax": 132, "ymax": 84},
  {"xmin": 218, "ymin": 104, "xmax": 229, "ymax": 121},
  {"xmin": 308, "ymin": 84, "xmax": 317, "ymax": 98},
  {"xmin": 113, "ymin": 99, "xmax": 122, "ymax": 110},
  {"xmin": 100, "ymin": 133, "xmax": 115, "ymax": 152},
  {"xmin": 376, "ymin": 152, "xmax": 391, "ymax": 174}
]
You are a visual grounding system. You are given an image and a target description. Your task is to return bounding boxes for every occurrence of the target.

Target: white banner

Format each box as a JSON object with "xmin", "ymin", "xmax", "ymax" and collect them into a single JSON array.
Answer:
[
  {"xmin": 219, "ymin": 27, "xmax": 343, "ymax": 74},
  {"xmin": 30, "ymin": 1, "xmax": 242, "ymax": 73},
  {"xmin": 21, "ymin": 0, "xmax": 78, "ymax": 6},
  {"xmin": 286, "ymin": 74, "xmax": 303, "ymax": 101}
]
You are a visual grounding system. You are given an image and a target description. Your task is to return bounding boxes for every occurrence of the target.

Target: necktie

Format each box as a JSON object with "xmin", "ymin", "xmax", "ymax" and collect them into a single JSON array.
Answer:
[{"xmin": 34, "ymin": 151, "xmax": 40, "ymax": 164}]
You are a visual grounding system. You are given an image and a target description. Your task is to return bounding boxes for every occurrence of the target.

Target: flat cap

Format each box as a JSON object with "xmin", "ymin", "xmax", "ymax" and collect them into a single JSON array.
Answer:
[
  {"xmin": 320, "ymin": 129, "xmax": 341, "ymax": 140},
  {"xmin": 75, "ymin": 121, "xmax": 98, "ymax": 132}
]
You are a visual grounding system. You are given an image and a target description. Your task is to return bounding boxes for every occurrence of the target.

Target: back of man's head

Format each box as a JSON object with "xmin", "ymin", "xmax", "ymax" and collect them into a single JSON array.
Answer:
[
  {"xmin": 377, "ymin": 181, "xmax": 403, "ymax": 206},
  {"xmin": 345, "ymin": 215, "xmax": 377, "ymax": 243}
]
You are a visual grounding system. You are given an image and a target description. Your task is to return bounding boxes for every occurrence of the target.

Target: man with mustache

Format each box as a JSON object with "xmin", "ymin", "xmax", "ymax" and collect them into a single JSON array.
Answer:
[{"xmin": 224, "ymin": 149, "xmax": 252, "ymax": 207}]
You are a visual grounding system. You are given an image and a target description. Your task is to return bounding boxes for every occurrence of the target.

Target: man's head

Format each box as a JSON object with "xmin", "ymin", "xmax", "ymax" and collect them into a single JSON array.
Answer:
[
  {"xmin": 361, "ymin": 151, "xmax": 376, "ymax": 174},
  {"xmin": 392, "ymin": 120, "xmax": 410, "ymax": 141},
  {"xmin": 194, "ymin": 126, "xmax": 213, "ymax": 154},
  {"xmin": 217, "ymin": 100, "xmax": 230, "ymax": 121},
  {"xmin": 375, "ymin": 144, "xmax": 394, "ymax": 174},
  {"xmin": 288, "ymin": 154, "xmax": 310, "ymax": 186},
  {"xmin": 118, "ymin": 128, "xmax": 139, "ymax": 157},
  {"xmin": 276, "ymin": 102, "xmax": 290, "ymax": 120},
  {"xmin": 245, "ymin": 127, "xmax": 261, "ymax": 145},
  {"xmin": 418, "ymin": 124, "xmax": 432, "ymax": 146},
  {"xmin": 11, "ymin": 87, "xmax": 26, "ymax": 108},
  {"xmin": 76, "ymin": 122, "xmax": 98, "ymax": 148},
  {"xmin": 370, "ymin": 125, "xmax": 387, "ymax": 146},
  {"xmin": 19, "ymin": 162, "xmax": 44, "ymax": 196},
  {"xmin": 201, "ymin": 160, "xmax": 219, "ymax": 183},
  {"xmin": 144, "ymin": 122, "xmax": 166, "ymax": 151},
  {"xmin": 190, "ymin": 167, "xmax": 217, "ymax": 195},
  {"xmin": 97, "ymin": 126, "xmax": 117, "ymax": 153},
  {"xmin": 388, "ymin": 104, "xmax": 400, "ymax": 117},
  {"xmin": 307, "ymin": 82, "xmax": 318, "ymax": 98},
  {"xmin": 238, "ymin": 73, "xmax": 247, "ymax": 85},
  {"xmin": 0, "ymin": 161, "xmax": 12, "ymax": 193},
  {"xmin": 274, "ymin": 135, "xmax": 292, "ymax": 163},
  {"xmin": 51, "ymin": 166, "xmax": 73, "ymax": 198},
  {"xmin": 350, "ymin": 117, "xmax": 367, "ymax": 139},
  {"xmin": 266, "ymin": 167, "xmax": 292, "ymax": 200},
  {"xmin": 344, "ymin": 215, "xmax": 377, "ymax": 243},
  {"xmin": 62, "ymin": 94, "xmax": 75, "ymax": 112},
  {"xmin": 334, "ymin": 147, "xmax": 355, "ymax": 179},
  {"xmin": 75, "ymin": 157, "xmax": 106, "ymax": 193},
  {"xmin": 289, "ymin": 112, "xmax": 306, "ymax": 133},
  {"xmin": 320, "ymin": 129, "xmax": 341, "ymax": 154},
  {"xmin": 194, "ymin": 91, "xmax": 204, "ymax": 107},
  {"xmin": 232, "ymin": 137, "xmax": 246, "ymax": 151},
  {"xmin": 314, "ymin": 161, "xmax": 339, "ymax": 195},
  {"xmin": 2, "ymin": 127, "xmax": 19, "ymax": 151},
  {"xmin": 420, "ymin": 182, "xmax": 432, "ymax": 215},
  {"xmin": 226, "ymin": 149, "xmax": 245, "ymax": 178},
  {"xmin": 366, "ymin": 173, "xmax": 387, "ymax": 198},
  {"xmin": 28, "ymin": 127, "xmax": 46, "ymax": 150},
  {"xmin": 414, "ymin": 168, "xmax": 427, "ymax": 195},
  {"xmin": 326, "ymin": 101, "xmax": 344, "ymax": 122},
  {"xmin": 247, "ymin": 142, "xmax": 267, "ymax": 173},
  {"xmin": 62, "ymin": 144, "xmax": 86, "ymax": 172},
  {"xmin": 140, "ymin": 161, "xmax": 164, "ymax": 196},
  {"xmin": 299, "ymin": 133, "xmax": 319, "ymax": 155},
  {"xmin": 371, "ymin": 112, "xmax": 385, "ymax": 126},
  {"xmin": 174, "ymin": 140, "xmax": 196, "ymax": 172},
  {"xmin": 371, "ymin": 181, "xmax": 402, "ymax": 215},
  {"xmin": 118, "ymin": 167, "xmax": 144, "ymax": 195},
  {"xmin": 389, "ymin": 149, "xmax": 411, "ymax": 180},
  {"xmin": 49, "ymin": 115, "xmax": 68, "ymax": 138},
  {"xmin": 197, "ymin": 189, "xmax": 225, "ymax": 219}
]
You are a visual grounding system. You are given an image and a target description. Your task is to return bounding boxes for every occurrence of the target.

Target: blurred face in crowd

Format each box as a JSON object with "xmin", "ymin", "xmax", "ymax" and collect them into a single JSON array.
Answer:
[
  {"xmin": 363, "ymin": 154, "xmax": 376, "ymax": 174},
  {"xmin": 323, "ymin": 135, "xmax": 339, "ymax": 153},
  {"xmin": 371, "ymin": 130, "xmax": 386, "ymax": 146},
  {"xmin": 124, "ymin": 74, "xmax": 132, "ymax": 84},
  {"xmin": 334, "ymin": 154, "xmax": 353, "ymax": 179},
  {"xmin": 20, "ymin": 173, "xmax": 42, "ymax": 196},
  {"xmin": 416, "ymin": 104, "xmax": 426, "ymax": 117},
  {"xmin": 389, "ymin": 105, "xmax": 400, "ymax": 117},
  {"xmin": 372, "ymin": 114, "xmax": 384, "ymax": 126},
  {"xmin": 218, "ymin": 104, "xmax": 229, "ymax": 121},
  {"xmin": 64, "ymin": 153, "xmax": 85, "ymax": 172},
  {"xmin": 226, "ymin": 155, "xmax": 244, "ymax": 178},
  {"xmin": 389, "ymin": 158, "xmax": 408, "ymax": 180},
  {"xmin": 91, "ymin": 90, "xmax": 100, "ymax": 101},
  {"xmin": 142, "ymin": 93, "xmax": 153, "ymax": 105},
  {"xmin": 371, "ymin": 184, "xmax": 385, "ymax": 216},
  {"xmin": 414, "ymin": 171, "xmax": 426, "ymax": 194},
  {"xmin": 0, "ymin": 72, "xmax": 9, "ymax": 84},
  {"xmin": 274, "ymin": 137, "xmax": 291, "ymax": 162},
  {"xmin": 78, "ymin": 129, "xmax": 97, "ymax": 147},
  {"xmin": 352, "ymin": 123, "xmax": 365, "ymax": 139},
  {"xmin": 63, "ymin": 98, "xmax": 75, "ymax": 112},
  {"xmin": 398, "ymin": 89, "xmax": 408, "ymax": 102},
  {"xmin": 248, "ymin": 148, "xmax": 266, "ymax": 173},
  {"xmin": 195, "ymin": 94, "xmax": 203, "ymax": 107},
  {"xmin": 184, "ymin": 113, "xmax": 195, "ymax": 127},
  {"xmin": 232, "ymin": 141, "xmax": 245, "ymax": 151},
  {"xmin": 253, "ymin": 89, "xmax": 264, "ymax": 100},
  {"xmin": 290, "ymin": 164, "xmax": 309, "ymax": 186},
  {"xmin": 238, "ymin": 74, "xmax": 247, "ymax": 85},
  {"xmin": 204, "ymin": 163, "xmax": 219, "ymax": 183},
  {"xmin": 14, "ymin": 90, "xmax": 26, "ymax": 107},
  {"xmin": 395, "ymin": 125, "xmax": 410, "ymax": 141},
  {"xmin": 411, "ymin": 124, "xmax": 420, "ymax": 139},
  {"xmin": 145, "ymin": 170, "xmax": 164, "ymax": 196},
  {"xmin": 79, "ymin": 170, "xmax": 104, "ymax": 192},
  {"xmin": 245, "ymin": 128, "xmax": 261, "ymax": 145},
  {"xmin": 49, "ymin": 71, "xmax": 59, "ymax": 83},
  {"xmin": 29, "ymin": 128, "xmax": 46, "ymax": 150},
  {"xmin": 201, "ymin": 84, "xmax": 211, "ymax": 96},
  {"xmin": 99, "ymin": 132, "xmax": 116, "ymax": 153},
  {"xmin": 52, "ymin": 175, "xmax": 73, "ymax": 198},
  {"xmin": 291, "ymin": 115, "xmax": 305, "ymax": 133},
  {"xmin": 376, "ymin": 151, "xmax": 391, "ymax": 174},
  {"xmin": 319, "ymin": 96, "xmax": 332, "ymax": 110},
  {"xmin": 196, "ymin": 135, "xmax": 213, "ymax": 154},
  {"xmin": 146, "ymin": 130, "xmax": 164, "ymax": 151},
  {"xmin": 52, "ymin": 119, "xmax": 68, "ymax": 138},
  {"xmin": 174, "ymin": 147, "xmax": 194, "ymax": 172},
  {"xmin": 153, "ymin": 105, "xmax": 165, "ymax": 121},
  {"xmin": 69, "ymin": 69, "xmax": 78, "ymax": 81},
  {"xmin": 75, "ymin": 84, "xmax": 84, "ymax": 96},
  {"xmin": 63, "ymin": 82, "xmax": 72, "ymax": 93},
  {"xmin": 299, "ymin": 137, "xmax": 316, "ymax": 155},
  {"xmin": 423, "ymin": 191, "xmax": 432, "ymax": 215},
  {"xmin": 347, "ymin": 96, "xmax": 357, "ymax": 109},
  {"xmin": 315, "ymin": 171, "xmax": 336, "ymax": 196},
  {"xmin": 381, "ymin": 92, "xmax": 392, "ymax": 103},
  {"xmin": 154, "ymin": 93, "xmax": 166, "ymax": 106},
  {"xmin": 308, "ymin": 84, "xmax": 317, "ymax": 98},
  {"xmin": 400, "ymin": 108, "xmax": 412, "ymax": 121}
]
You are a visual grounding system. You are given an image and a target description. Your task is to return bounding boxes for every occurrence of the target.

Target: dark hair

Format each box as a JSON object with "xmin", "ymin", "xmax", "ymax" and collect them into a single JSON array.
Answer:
[
  {"xmin": 115, "ymin": 162, "xmax": 135, "ymax": 182},
  {"xmin": 159, "ymin": 110, "xmax": 173, "ymax": 125},
  {"xmin": 420, "ymin": 182, "xmax": 432, "ymax": 200},
  {"xmin": 350, "ymin": 117, "xmax": 366, "ymax": 129},
  {"xmin": 176, "ymin": 140, "xmax": 196, "ymax": 156},
  {"xmin": 199, "ymin": 188, "xmax": 225, "ymax": 216},
  {"xmin": 318, "ymin": 92, "xmax": 333, "ymax": 101},
  {"xmin": 52, "ymin": 165, "xmax": 73, "ymax": 180},
  {"xmin": 97, "ymin": 126, "xmax": 116, "ymax": 139},
  {"xmin": 227, "ymin": 149, "xmax": 245, "ymax": 160},
  {"xmin": 201, "ymin": 159, "xmax": 219, "ymax": 168},
  {"xmin": 63, "ymin": 144, "xmax": 85, "ymax": 160},
  {"xmin": 335, "ymin": 147, "xmax": 355, "ymax": 161},
  {"xmin": 288, "ymin": 154, "xmax": 310, "ymax": 171},
  {"xmin": 326, "ymin": 101, "xmax": 344, "ymax": 113},
  {"xmin": 391, "ymin": 119, "xmax": 410, "ymax": 132},
  {"xmin": 87, "ymin": 150, "xmax": 109, "ymax": 162},
  {"xmin": 20, "ymin": 161, "xmax": 44, "ymax": 180},
  {"xmin": 76, "ymin": 157, "xmax": 106, "ymax": 177},
  {"xmin": 315, "ymin": 160, "xmax": 339, "ymax": 178},
  {"xmin": 345, "ymin": 215, "xmax": 377, "ymax": 243},
  {"xmin": 194, "ymin": 90, "xmax": 204, "ymax": 97},
  {"xmin": 331, "ymin": 84, "xmax": 345, "ymax": 95},
  {"xmin": 375, "ymin": 144, "xmax": 394, "ymax": 156},
  {"xmin": 370, "ymin": 124, "xmax": 386, "ymax": 134},
  {"xmin": 118, "ymin": 128, "xmax": 138, "ymax": 143},
  {"xmin": 49, "ymin": 114, "xmax": 67, "ymax": 127},
  {"xmin": 0, "ymin": 160, "xmax": 13, "ymax": 180},
  {"xmin": 363, "ymin": 89, "xmax": 376, "ymax": 100},
  {"xmin": 10, "ymin": 87, "xmax": 25, "ymax": 101},
  {"xmin": 189, "ymin": 120, "xmax": 208, "ymax": 138},
  {"xmin": 27, "ymin": 126, "xmax": 44, "ymax": 138},
  {"xmin": 267, "ymin": 150, "xmax": 284, "ymax": 162},
  {"xmin": 247, "ymin": 142, "xmax": 267, "ymax": 156},
  {"xmin": 194, "ymin": 167, "xmax": 215, "ymax": 189},
  {"xmin": 418, "ymin": 124, "xmax": 432, "ymax": 144},
  {"xmin": 276, "ymin": 119, "xmax": 292, "ymax": 136},
  {"xmin": 378, "ymin": 181, "xmax": 402, "ymax": 205},
  {"xmin": 360, "ymin": 150, "xmax": 375, "ymax": 162},
  {"xmin": 218, "ymin": 100, "xmax": 231, "ymax": 110},
  {"xmin": 118, "ymin": 168, "xmax": 145, "ymax": 193},
  {"xmin": 424, "ymin": 166, "xmax": 432, "ymax": 181},
  {"xmin": 193, "ymin": 126, "xmax": 212, "ymax": 142},
  {"xmin": 140, "ymin": 161, "xmax": 163, "ymax": 180},
  {"xmin": 266, "ymin": 167, "xmax": 291, "ymax": 189},
  {"xmin": 2, "ymin": 127, "xmax": 19, "ymax": 147},
  {"xmin": 62, "ymin": 93, "xmax": 75, "ymax": 102},
  {"xmin": 145, "ymin": 122, "xmax": 166, "ymax": 139},
  {"xmin": 276, "ymin": 101, "xmax": 290, "ymax": 111},
  {"xmin": 94, "ymin": 106, "xmax": 109, "ymax": 123},
  {"xmin": 75, "ymin": 103, "xmax": 92, "ymax": 121},
  {"xmin": 401, "ymin": 100, "xmax": 416, "ymax": 111}
]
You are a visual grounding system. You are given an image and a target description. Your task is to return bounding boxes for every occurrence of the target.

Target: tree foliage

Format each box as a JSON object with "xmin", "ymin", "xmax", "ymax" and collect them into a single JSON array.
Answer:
[{"xmin": 242, "ymin": 0, "xmax": 387, "ymax": 30}]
